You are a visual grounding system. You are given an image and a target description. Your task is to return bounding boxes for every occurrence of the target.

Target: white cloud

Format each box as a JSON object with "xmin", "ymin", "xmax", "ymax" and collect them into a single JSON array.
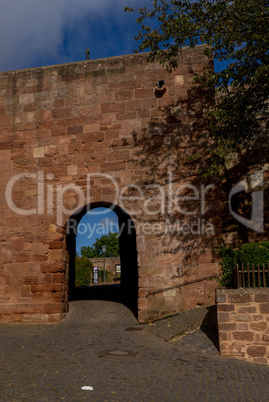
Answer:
[{"xmin": 0, "ymin": 0, "xmax": 146, "ymax": 72}]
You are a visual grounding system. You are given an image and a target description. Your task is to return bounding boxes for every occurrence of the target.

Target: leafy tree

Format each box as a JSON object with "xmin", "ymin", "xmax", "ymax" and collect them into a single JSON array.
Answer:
[
  {"xmin": 75, "ymin": 256, "xmax": 93, "ymax": 286},
  {"xmin": 80, "ymin": 232, "xmax": 119, "ymax": 258},
  {"xmin": 125, "ymin": 1, "xmax": 269, "ymax": 172}
]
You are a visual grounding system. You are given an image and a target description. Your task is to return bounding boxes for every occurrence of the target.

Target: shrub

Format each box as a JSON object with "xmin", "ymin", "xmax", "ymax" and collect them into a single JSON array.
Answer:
[
  {"xmin": 237, "ymin": 241, "xmax": 269, "ymax": 266},
  {"xmin": 75, "ymin": 256, "xmax": 93, "ymax": 286}
]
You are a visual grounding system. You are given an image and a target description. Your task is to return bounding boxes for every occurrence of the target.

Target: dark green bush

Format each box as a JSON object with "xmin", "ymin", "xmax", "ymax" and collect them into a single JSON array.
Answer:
[
  {"xmin": 75, "ymin": 256, "xmax": 93, "ymax": 286},
  {"xmin": 237, "ymin": 241, "xmax": 269, "ymax": 266}
]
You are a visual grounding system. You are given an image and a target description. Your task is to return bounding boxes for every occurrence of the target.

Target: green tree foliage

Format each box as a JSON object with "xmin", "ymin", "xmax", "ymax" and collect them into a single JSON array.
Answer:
[
  {"xmin": 75, "ymin": 256, "xmax": 93, "ymax": 286},
  {"xmin": 80, "ymin": 232, "xmax": 119, "ymax": 258},
  {"xmin": 125, "ymin": 1, "xmax": 269, "ymax": 171}
]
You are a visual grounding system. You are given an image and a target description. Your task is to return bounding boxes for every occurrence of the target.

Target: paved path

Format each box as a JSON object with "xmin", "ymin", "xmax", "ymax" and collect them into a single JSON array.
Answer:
[{"xmin": 0, "ymin": 296, "xmax": 269, "ymax": 401}]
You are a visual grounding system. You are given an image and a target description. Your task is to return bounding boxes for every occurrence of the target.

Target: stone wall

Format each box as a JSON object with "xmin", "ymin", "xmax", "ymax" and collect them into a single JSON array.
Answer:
[
  {"xmin": 0, "ymin": 45, "xmax": 221, "ymax": 323},
  {"xmin": 216, "ymin": 288, "xmax": 269, "ymax": 365},
  {"xmin": 89, "ymin": 256, "xmax": 120, "ymax": 278}
]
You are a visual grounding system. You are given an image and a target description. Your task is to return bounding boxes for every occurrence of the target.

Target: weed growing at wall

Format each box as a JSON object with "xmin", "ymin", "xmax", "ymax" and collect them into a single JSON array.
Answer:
[{"xmin": 218, "ymin": 244, "xmax": 238, "ymax": 288}]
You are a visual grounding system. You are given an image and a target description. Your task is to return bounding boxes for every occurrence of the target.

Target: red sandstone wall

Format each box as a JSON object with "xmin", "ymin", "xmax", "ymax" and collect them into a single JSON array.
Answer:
[
  {"xmin": 0, "ymin": 46, "xmax": 221, "ymax": 322},
  {"xmin": 216, "ymin": 288, "xmax": 269, "ymax": 365}
]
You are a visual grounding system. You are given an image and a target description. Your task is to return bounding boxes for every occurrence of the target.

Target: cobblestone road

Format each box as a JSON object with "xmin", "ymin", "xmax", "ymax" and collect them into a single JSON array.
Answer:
[{"xmin": 1, "ymin": 297, "xmax": 269, "ymax": 401}]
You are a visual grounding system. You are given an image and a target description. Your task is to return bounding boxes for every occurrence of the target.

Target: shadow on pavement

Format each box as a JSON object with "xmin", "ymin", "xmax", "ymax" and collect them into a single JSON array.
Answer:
[
  {"xmin": 69, "ymin": 284, "xmax": 138, "ymax": 319},
  {"xmin": 200, "ymin": 305, "xmax": 219, "ymax": 352}
]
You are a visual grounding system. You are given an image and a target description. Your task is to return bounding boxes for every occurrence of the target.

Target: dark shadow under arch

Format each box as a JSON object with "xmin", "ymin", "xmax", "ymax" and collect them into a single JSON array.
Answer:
[{"xmin": 66, "ymin": 202, "xmax": 138, "ymax": 317}]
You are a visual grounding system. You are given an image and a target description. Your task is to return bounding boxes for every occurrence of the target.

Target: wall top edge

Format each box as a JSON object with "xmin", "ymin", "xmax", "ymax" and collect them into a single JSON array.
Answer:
[
  {"xmin": 0, "ymin": 44, "xmax": 209, "ymax": 76},
  {"xmin": 216, "ymin": 287, "xmax": 269, "ymax": 295}
]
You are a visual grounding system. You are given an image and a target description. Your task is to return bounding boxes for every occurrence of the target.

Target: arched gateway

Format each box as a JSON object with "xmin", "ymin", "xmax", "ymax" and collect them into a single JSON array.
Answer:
[
  {"xmin": 0, "ymin": 46, "xmax": 221, "ymax": 322},
  {"xmin": 67, "ymin": 202, "xmax": 138, "ymax": 314}
]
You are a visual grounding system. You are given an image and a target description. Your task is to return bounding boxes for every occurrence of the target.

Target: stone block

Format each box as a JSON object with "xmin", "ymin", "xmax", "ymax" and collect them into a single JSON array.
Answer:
[
  {"xmin": 250, "ymin": 322, "xmax": 267, "ymax": 332},
  {"xmin": 135, "ymin": 88, "xmax": 153, "ymax": 98},
  {"xmin": 139, "ymin": 266, "xmax": 166, "ymax": 278},
  {"xmin": 237, "ymin": 323, "xmax": 249, "ymax": 331},
  {"xmin": 44, "ymin": 145, "xmax": 57, "ymax": 157},
  {"xmin": 24, "ymin": 276, "xmax": 39, "ymax": 285},
  {"xmin": 31, "ymin": 284, "xmax": 64, "ymax": 293},
  {"xmin": 262, "ymin": 334, "xmax": 269, "ymax": 343},
  {"xmin": 228, "ymin": 292, "xmax": 252, "ymax": 303},
  {"xmin": 51, "ymin": 233, "xmax": 64, "ymax": 241},
  {"xmin": 21, "ymin": 285, "xmax": 32, "ymax": 298},
  {"xmin": 41, "ymin": 261, "xmax": 65, "ymax": 274},
  {"xmin": 22, "ymin": 314, "xmax": 49, "ymax": 323},
  {"xmin": 19, "ymin": 93, "xmax": 35, "ymax": 103},
  {"xmin": 218, "ymin": 323, "xmax": 236, "ymax": 331},
  {"xmin": 48, "ymin": 313, "xmax": 64, "ymax": 323},
  {"xmin": 51, "ymin": 273, "xmax": 65, "ymax": 284},
  {"xmin": 218, "ymin": 304, "xmax": 235, "ymax": 312},
  {"xmin": 215, "ymin": 290, "xmax": 226, "ymax": 303},
  {"xmin": 255, "ymin": 293, "xmax": 269, "ymax": 303},
  {"xmin": 217, "ymin": 312, "xmax": 230, "ymax": 322},
  {"xmin": 260, "ymin": 304, "xmax": 269, "ymax": 314},
  {"xmin": 253, "ymin": 357, "xmax": 268, "ymax": 365},
  {"xmin": 33, "ymin": 146, "xmax": 44, "ymax": 158},
  {"xmin": 52, "ymin": 292, "xmax": 65, "ymax": 302},
  {"xmin": 220, "ymin": 341, "xmax": 245, "ymax": 357},
  {"xmin": 232, "ymin": 331, "xmax": 254, "ymax": 341},
  {"xmin": 0, "ymin": 285, "xmax": 10, "ymax": 300},
  {"xmin": 15, "ymin": 254, "xmax": 31, "ymax": 262},
  {"xmin": 39, "ymin": 274, "xmax": 51, "ymax": 284},
  {"xmin": 67, "ymin": 165, "xmax": 78, "ymax": 176},
  {"xmin": 247, "ymin": 346, "xmax": 266, "ymax": 357},
  {"xmin": 175, "ymin": 75, "xmax": 184, "ymax": 85},
  {"xmin": 148, "ymin": 294, "xmax": 166, "ymax": 311},
  {"xmin": 49, "ymin": 241, "xmax": 63, "ymax": 250},
  {"xmin": 252, "ymin": 314, "xmax": 263, "ymax": 321},
  {"xmin": 138, "ymin": 277, "xmax": 150, "ymax": 288},
  {"xmin": 67, "ymin": 125, "xmax": 83, "ymax": 135},
  {"xmin": 32, "ymin": 292, "xmax": 54, "ymax": 303},
  {"xmin": 233, "ymin": 315, "xmax": 251, "ymax": 322},
  {"xmin": 28, "ymin": 243, "xmax": 49, "ymax": 255},
  {"xmin": 11, "ymin": 237, "xmax": 25, "ymax": 251},
  {"xmin": 52, "ymin": 108, "xmax": 72, "ymax": 119},
  {"xmin": 48, "ymin": 249, "xmax": 67, "ymax": 262},
  {"xmin": 237, "ymin": 306, "xmax": 257, "ymax": 314},
  {"xmin": 125, "ymin": 99, "xmax": 143, "ymax": 111},
  {"xmin": 32, "ymin": 255, "xmax": 48, "ymax": 262},
  {"xmin": 4, "ymin": 262, "xmax": 40, "ymax": 275},
  {"xmin": 115, "ymin": 90, "xmax": 133, "ymax": 101},
  {"xmin": 218, "ymin": 331, "xmax": 227, "ymax": 342}
]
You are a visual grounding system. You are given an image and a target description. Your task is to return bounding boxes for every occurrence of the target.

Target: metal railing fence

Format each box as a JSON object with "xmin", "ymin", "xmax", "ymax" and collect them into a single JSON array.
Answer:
[{"xmin": 234, "ymin": 263, "xmax": 269, "ymax": 289}]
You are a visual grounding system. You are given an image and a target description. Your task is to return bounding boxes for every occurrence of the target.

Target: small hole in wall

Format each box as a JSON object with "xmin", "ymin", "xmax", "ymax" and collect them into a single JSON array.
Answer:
[
  {"xmin": 157, "ymin": 80, "xmax": 165, "ymax": 88},
  {"xmin": 155, "ymin": 80, "xmax": 166, "ymax": 98}
]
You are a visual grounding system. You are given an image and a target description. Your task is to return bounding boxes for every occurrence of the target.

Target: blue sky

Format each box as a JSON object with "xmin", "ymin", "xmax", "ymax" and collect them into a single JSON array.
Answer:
[
  {"xmin": 76, "ymin": 208, "xmax": 119, "ymax": 253},
  {"xmin": 0, "ymin": 0, "xmax": 150, "ymax": 72},
  {"xmin": 0, "ymin": 0, "xmax": 226, "ymax": 73}
]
